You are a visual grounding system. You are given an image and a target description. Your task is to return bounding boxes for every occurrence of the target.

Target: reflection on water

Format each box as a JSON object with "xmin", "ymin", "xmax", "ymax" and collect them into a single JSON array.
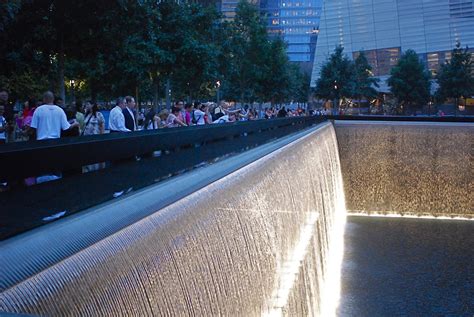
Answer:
[{"xmin": 339, "ymin": 216, "xmax": 474, "ymax": 316}]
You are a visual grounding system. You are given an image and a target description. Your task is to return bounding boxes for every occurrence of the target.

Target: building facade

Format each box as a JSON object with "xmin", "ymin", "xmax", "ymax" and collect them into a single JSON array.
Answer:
[
  {"xmin": 219, "ymin": 0, "xmax": 323, "ymax": 71},
  {"xmin": 260, "ymin": 0, "xmax": 322, "ymax": 69},
  {"xmin": 310, "ymin": 0, "xmax": 474, "ymax": 89}
]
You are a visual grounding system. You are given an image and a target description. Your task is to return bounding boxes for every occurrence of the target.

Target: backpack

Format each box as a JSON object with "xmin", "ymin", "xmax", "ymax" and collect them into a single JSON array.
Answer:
[{"xmin": 192, "ymin": 110, "xmax": 198, "ymax": 124}]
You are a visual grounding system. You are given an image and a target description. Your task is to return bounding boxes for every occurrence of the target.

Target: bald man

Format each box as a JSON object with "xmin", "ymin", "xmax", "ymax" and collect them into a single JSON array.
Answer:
[{"xmin": 30, "ymin": 91, "xmax": 79, "ymax": 140}]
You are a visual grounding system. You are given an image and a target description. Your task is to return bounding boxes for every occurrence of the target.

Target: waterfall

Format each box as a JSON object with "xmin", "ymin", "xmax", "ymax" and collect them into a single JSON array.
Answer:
[
  {"xmin": 334, "ymin": 121, "xmax": 473, "ymax": 219},
  {"xmin": 0, "ymin": 122, "xmax": 347, "ymax": 316}
]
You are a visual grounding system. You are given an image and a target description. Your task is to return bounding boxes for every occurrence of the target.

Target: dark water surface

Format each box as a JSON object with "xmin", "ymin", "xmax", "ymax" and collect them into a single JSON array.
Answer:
[{"xmin": 339, "ymin": 216, "xmax": 474, "ymax": 316}]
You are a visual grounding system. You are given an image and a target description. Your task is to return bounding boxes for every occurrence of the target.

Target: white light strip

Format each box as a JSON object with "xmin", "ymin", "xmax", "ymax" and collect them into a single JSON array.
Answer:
[
  {"xmin": 265, "ymin": 211, "xmax": 320, "ymax": 317},
  {"xmin": 319, "ymin": 202, "xmax": 347, "ymax": 317},
  {"xmin": 264, "ymin": 203, "xmax": 347, "ymax": 317},
  {"xmin": 348, "ymin": 211, "xmax": 474, "ymax": 221}
]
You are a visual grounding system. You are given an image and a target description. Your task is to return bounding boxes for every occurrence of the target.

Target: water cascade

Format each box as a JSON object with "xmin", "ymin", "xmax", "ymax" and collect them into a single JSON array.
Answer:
[
  {"xmin": 334, "ymin": 120, "xmax": 473, "ymax": 316},
  {"xmin": 0, "ymin": 122, "xmax": 346, "ymax": 316},
  {"xmin": 2, "ymin": 120, "xmax": 472, "ymax": 316},
  {"xmin": 334, "ymin": 121, "xmax": 473, "ymax": 218}
]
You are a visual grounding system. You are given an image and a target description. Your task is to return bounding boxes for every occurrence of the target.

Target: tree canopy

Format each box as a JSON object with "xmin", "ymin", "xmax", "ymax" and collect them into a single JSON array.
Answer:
[
  {"xmin": 436, "ymin": 42, "xmax": 474, "ymax": 103},
  {"xmin": 387, "ymin": 49, "xmax": 431, "ymax": 110},
  {"xmin": 1, "ymin": 0, "xmax": 309, "ymax": 106},
  {"xmin": 352, "ymin": 51, "xmax": 379, "ymax": 104},
  {"xmin": 315, "ymin": 46, "xmax": 355, "ymax": 103}
]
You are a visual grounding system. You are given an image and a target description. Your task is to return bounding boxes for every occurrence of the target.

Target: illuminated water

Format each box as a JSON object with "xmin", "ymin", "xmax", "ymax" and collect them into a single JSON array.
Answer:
[
  {"xmin": 1, "ymin": 121, "xmax": 472, "ymax": 316},
  {"xmin": 0, "ymin": 123, "xmax": 346, "ymax": 316},
  {"xmin": 335, "ymin": 121, "xmax": 473, "ymax": 217}
]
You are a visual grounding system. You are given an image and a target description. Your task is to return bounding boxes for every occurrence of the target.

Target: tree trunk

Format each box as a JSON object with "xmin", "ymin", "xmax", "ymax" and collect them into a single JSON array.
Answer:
[
  {"xmin": 153, "ymin": 76, "xmax": 160, "ymax": 112},
  {"xmin": 135, "ymin": 86, "xmax": 139, "ymax": 128},
  {"xmin": 455, "ymin": 97, "xmax": 458, "ymax": 117},
  {"xmin": 165, "ymin": 79, "xmax": 171, "ymax": 109},
  {"xmin": 357, "ymin": 95, "xmax": 361, "ymax": 115},
  {"xmin": 90, "ymin": 78, "xmax": 97, "ymax": 102},
  {"xmin": 58, "ymin": 30, "xmax": 65, "ymax": 104}
]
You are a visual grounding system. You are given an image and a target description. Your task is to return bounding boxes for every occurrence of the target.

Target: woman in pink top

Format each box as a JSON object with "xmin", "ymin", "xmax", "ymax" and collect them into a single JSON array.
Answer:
[{"xmin": 166, "ymin": 106, "xmax": 187, "ymax": 128}]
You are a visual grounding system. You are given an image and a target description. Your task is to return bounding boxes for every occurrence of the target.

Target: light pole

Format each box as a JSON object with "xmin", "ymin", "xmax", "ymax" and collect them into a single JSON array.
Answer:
[
  {"xmin": 165, "ymin": 79, "xmax": 171, "ymax": 109},
  {"xmin": 69, "ymin": 79, "xmax": 75, "ymax": 104},
  {"xmin": 187, "ymin": 82, "xmax": 191, "ymax": 103},
  {"xmin": 216, "ymin": 80, "xmax": 221, "ymax": 104}
]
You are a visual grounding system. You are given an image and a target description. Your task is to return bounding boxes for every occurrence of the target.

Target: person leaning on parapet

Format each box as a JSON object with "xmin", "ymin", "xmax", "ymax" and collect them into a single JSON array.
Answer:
[
  {"xmin": 192, "ymin": 103, "xmax": 208, "ymax": 125},
  {"xmin": 166, "ymin": 106, "xmax": 187, "ymax": 128},
  {"xmin": 212, "ymin": 100, "xmax": 226, "ymax": 121},
  {"xmin": 174, "ymin": 101, "xmax": 186, "ymax": 125},
  {"xmin": 0, "ymin": 88, "xmax": 15, "ymax": 142},
  {"xmin": 277, "ymin": 107, "xmax": 288, "ymax": 118},
  {"xmin": 109, "ymin": 97, "xmax": 130, "ymax": 133},
  {"xmin": 123, "ymin": 96, "xmax": 136, "ymax": 131},
  {"xmin": 0, "ymin": 89, "xmax": 12, "ymax": 123},
  {"xmin": 0, "ymin": 105, "xmax": 8, "ymax": 190},
  {"xmin": 0, "ymin": 104, "xmax": 8, "ymax": 144},
  {"xmin": 184, "ymin": 103, "xmax": 193, "ymax": 126},
  {"xmin": 29, "ymin": 91, "xmax": 79, "ymax": 140}
]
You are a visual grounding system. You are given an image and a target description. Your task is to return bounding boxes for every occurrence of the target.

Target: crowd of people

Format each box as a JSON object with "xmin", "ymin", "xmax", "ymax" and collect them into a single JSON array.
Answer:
[
  {"xmin": 116, "ymin": 97, "xmax": 314, "ymax": 132},
  {"xmin": 0, "ymin": 89, "xmax": 317, "ymax": 191},
  {"xmin": 0, "ymin": 89, "xmax": 315, "ymax": 144}
]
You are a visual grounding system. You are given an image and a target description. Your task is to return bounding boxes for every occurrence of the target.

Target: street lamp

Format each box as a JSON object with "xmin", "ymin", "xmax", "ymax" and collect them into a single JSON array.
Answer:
[
  {"xmin": 216, "ymin": 80, "xmax": 221, "ymax": 103},
  {"xmin": 69, "ymin": 79, "xmax": 75, "ymax": 103},
  {"xmin": 186, "ymin": 82, "xmax": 190, "ymax": 103}
]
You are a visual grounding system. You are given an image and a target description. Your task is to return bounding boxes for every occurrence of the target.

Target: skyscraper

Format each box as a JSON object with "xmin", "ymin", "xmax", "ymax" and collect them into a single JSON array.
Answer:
[
  {"xmin": 219, "ymin": 0, "xmax": 261, "ymax": 20},
  {"xmin": 310, "ymin": 0, "xmax": 474, "ymax": 89},
  {"xmin": 261, "ymin": 0, "xmax": 323, "ymax": 72},
  {"xmin": 217, "ymin": 0, "xmax": 322, "ymax": 70}
]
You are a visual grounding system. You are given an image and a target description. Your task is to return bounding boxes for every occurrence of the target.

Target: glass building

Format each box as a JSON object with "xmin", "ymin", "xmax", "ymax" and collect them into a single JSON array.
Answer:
[
  {"xmin": 261, "ymin": 0, "xmax": 323, "ymax": 68},
  {"xmin": 219, "ymin": 0, "xmax": 322, "ymax": 69},
  {"xmin": 221, "ymin": 0, "xmax": 247, "ymax": 19},
  {"xmin": 310, "ymin": 0, "xmax": 474, "ymax": 90}
]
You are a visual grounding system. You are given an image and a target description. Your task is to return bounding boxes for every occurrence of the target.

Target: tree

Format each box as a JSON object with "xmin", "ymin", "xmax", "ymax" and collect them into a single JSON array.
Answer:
[
  {"xmin": 436, "ymin": 42, "xmax": 474, "ymax": 107},
  {"xmin": 352, "ymin": 51, "xmax": 379, "ymax": 112},
  {"xmin": 1, "ymin": 0, "xmax": 305, "ymax": 107},
  {"xmin": 222, "ymin": 1, "xmax": 270, "ymax": 103},
  {"xmin": 259, "ymin": 37, "xmax": 292, "ymax": 104},
  {"xmin": 287, "ymin": 64, "xmax": 310, "ymax": 103},
  {"xmin": 315, "ymin": 46, "xmax": 354, "ymax": 113},
  {"xmin": 1, "ymin": 0, "xmax": 123, "ymax": 101},
  {"xmin": 170, "ymin": 4, "xmax": 221, "ymax": 101},
  {"xmin": 0, "ymin": 1, "xmax": 21, "ymax": 32},
  {"xmin": 388, "ymin": 49, "xmax": 431, "ymax": 113}
]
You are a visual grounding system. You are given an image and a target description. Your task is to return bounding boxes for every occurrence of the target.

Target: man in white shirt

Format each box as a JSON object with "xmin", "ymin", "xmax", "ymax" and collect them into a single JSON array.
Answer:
[
  {"xmin": 30, "ymin": 91, "xmax": 79, "ymax": 140},
  {"xmin": 109, "ymin": 97, "xmax": 131, "ymax": 133}
]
